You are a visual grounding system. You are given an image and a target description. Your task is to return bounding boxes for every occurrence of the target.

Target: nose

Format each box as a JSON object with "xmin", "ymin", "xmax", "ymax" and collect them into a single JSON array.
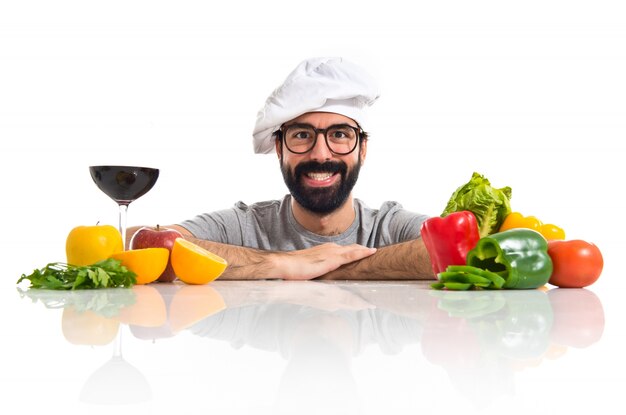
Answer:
[{"xmin": 308, "ymin": 131, "xmax": 333, "ymax": 161}]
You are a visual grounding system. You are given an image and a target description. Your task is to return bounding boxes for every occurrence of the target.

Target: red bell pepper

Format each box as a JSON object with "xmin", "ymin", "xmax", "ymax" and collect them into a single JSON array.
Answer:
[{"xmin": 420, "ymin": 211, "xmax": 480, "ymax": 275}]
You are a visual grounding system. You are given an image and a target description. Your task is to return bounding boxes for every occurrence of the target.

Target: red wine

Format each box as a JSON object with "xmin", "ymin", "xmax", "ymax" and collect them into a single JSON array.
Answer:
[{"xmin": 90, "ymin": 166, "xmax": 159, "ymax": 205}]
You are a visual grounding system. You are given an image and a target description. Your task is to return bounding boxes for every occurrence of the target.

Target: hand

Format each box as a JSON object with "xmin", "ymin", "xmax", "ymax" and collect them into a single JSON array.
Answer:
[{"xmin": 274, "ymin": 243, "xmax": 377, "ymax": 280}]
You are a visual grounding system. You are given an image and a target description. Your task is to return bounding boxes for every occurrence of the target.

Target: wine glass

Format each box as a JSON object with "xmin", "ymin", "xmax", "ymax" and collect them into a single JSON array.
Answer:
[{"xmin": 89, "ymin": 165, "xmax": 159, "ymax": 250}]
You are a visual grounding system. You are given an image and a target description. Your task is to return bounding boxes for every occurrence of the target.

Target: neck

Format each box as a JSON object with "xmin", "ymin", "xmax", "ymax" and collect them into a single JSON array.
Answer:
[{"xmin": 291, "ymin": 195, "xmax": 356, "ymax": 236}]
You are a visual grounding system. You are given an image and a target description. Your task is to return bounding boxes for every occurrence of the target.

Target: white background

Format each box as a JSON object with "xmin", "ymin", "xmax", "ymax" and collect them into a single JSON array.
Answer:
[
  {"xmin": 1, "ymin": 2, "xmax": 625, "ymax": 414},
  {"xmin": 1, "ymin": 0, "xmax": 625, "ymax": 281}
]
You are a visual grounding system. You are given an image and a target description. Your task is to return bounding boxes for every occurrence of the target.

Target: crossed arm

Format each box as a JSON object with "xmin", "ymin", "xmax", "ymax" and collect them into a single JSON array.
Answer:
[{"xmin": 127, "ymin": 225, "xmax": 435, "ymax": 281}]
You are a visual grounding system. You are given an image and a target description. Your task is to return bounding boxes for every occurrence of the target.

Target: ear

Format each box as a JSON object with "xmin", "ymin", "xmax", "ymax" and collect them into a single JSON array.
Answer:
[
  {"xmin": 275, "ymin": 137, "xmax": 282, "ymax": 161},
  {"xmin": 359, "ymin": 139, "xmax": 368, "ymax": 165}
]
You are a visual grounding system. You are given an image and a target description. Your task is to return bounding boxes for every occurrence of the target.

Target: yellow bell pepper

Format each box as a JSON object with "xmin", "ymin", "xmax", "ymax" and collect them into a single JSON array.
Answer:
[
  {"xmin": 500, "ymin": 212, "xmax": 541, "ymax": 231},
  {"xmin": 499, "ymin": 212, "xmax": 565, "ymax": 241},
  {"xmin": 538, "ymin": 223, "xmax": 566, "ymax": 241}
]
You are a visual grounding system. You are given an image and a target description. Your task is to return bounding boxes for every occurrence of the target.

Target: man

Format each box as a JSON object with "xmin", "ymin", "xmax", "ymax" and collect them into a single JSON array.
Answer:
[{"xmin": 131, "ymin": 57, "xmax": 434, "ymax": 280}]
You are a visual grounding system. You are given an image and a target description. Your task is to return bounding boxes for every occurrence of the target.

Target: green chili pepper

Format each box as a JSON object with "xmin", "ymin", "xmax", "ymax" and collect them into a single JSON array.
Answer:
[
  {"xmin": 466, "ymin": 228, "xmax": 553, "ymax": 289},
  {"xmin": 445, "ymin": 265, "xmax": 506, "ymax": 288},
  {"xmin": 432, "ymin": 265, "xmax": 502, "ymax": 290}
]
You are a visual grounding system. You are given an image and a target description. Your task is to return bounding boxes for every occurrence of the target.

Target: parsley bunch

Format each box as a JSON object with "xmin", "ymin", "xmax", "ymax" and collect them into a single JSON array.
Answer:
[{"xmin": 17, "ymin": 258, "xmax": 137, "ymax": 290}]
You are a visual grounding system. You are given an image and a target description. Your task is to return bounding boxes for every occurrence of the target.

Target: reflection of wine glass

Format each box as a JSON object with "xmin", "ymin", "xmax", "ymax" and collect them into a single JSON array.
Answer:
[
  {"xmin": 89, "ymin": 165, "xmax": 159, "ymax": 250},
  {"xmin": 79, "ymin": 328, "xmax": 152, "ymax": 405}
]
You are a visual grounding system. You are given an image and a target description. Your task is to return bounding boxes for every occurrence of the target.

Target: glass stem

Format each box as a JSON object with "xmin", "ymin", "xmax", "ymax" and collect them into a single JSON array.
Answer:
[
  {"xmin": 118, "ymin": 204, "xmax": 128, "ymax": 251},
  {"xmin": 113, "ymin": 325, "xmax": 123, "ymax": 359}
]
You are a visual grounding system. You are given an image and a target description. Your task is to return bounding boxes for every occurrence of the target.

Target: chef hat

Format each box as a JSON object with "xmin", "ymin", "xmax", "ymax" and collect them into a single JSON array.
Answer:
[{"xmin": 252, "ymin": 57, "xmax": 380, "ymax": 154}]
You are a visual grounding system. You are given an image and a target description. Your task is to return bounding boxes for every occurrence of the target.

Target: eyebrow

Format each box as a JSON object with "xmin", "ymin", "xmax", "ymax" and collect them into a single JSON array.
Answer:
[{"xmin": 283, "ymin": 122, "xmax": 359, "ymax": 129}]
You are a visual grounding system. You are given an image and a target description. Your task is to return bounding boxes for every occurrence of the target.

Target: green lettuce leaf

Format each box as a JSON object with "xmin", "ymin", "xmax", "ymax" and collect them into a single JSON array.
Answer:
[{"xmin": 442, "ymin": 172, "xmax": 512, "ymax": 237}]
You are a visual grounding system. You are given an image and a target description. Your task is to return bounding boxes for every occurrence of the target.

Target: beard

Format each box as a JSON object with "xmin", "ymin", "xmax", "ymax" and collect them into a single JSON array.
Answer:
[{"xmin": 281, "ymin": 158, "xmax": 361, "ymax": 215}]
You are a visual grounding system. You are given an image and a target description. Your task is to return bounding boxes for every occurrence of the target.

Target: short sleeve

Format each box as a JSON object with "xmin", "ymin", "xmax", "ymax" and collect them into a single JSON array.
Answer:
[
  {"xmin": 359, "ymin": 200, "xmax": 429, "ymax": 247},
  {"xmin": 178, "ymin": 206, "xmax": 245, "ymax": 245},
  {"xmin": 387, "ymin": 208, "xmax": 430, "ymax": 242}
]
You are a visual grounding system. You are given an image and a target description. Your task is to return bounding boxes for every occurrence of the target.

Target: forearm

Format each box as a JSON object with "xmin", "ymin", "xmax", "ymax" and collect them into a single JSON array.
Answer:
[
  {"xmin": 317, "ymin": 238, "xmax": 435, "ymax": 281},
  {"xmin": 199, "ymin": 239, "xmax": 377, "ymax": 280},
  {"xmin": 127, "ymin": 226, "xmax": 378, "ymax": 280}
]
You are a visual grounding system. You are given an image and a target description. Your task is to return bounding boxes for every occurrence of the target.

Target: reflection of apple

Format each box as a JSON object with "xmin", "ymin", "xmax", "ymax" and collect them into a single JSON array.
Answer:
[{"xmin": 130, "ymin": 225, "xmax": 183, "ymax": 282}]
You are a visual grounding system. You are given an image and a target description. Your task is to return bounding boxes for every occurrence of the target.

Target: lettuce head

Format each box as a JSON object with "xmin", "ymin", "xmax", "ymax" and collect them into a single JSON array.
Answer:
[{"xmin": 442, "ymin": 172, "xmax": 512, "ymax": 238}]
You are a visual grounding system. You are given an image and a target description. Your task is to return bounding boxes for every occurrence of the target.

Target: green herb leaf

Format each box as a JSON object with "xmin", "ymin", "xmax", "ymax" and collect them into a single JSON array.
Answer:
[{"xmin": 17, "ymin": 259, "xmax": 137, "ymax": 290}]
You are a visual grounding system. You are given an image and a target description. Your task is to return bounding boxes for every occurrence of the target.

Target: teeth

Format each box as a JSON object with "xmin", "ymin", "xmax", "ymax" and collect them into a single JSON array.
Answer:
[{"xmin": 307, "ymin": 172, "xmax": 333, "ymax": 181}]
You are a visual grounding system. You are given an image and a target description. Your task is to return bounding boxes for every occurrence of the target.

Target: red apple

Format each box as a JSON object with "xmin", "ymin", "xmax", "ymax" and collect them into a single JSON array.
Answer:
[{"xmin": 130, "ymin": 225, "xmax": 183, "ymax": 282}]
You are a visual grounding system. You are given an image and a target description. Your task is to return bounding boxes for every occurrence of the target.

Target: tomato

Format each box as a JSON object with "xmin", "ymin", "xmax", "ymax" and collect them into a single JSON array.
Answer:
[{"xmin": 547, "ymin": 240, "xmax": 604, "ymax": 288}]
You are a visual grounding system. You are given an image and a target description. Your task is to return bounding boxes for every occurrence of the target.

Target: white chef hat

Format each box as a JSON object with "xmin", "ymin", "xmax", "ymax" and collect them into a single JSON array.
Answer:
[{"xmin": 252, "ymin": 57, "xmax": 380, "ymax": 154}]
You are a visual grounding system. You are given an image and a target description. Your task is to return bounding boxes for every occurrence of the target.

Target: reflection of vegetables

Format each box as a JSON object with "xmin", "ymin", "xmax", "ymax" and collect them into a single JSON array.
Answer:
[
  {"xmin": 424, "ymin": 289, "xmax": 554, "ymax": 373},
  {"xmin": 466, "ymin": 229, "xmax": 553, "ymax": 289},
  {"xmin": 487, "ymin": 289, "xmax": 554, "ymax": 360},
  {"xmin": 442, "ymin": 172, "xmax": 512, "ymax": 238},
  {"xmin": 547, "ymin": 240, "xmax": 604, "ymax": 288},
  {"xmin": 548, "ymin": 288, "xmax": 605, "ymax": 348},
  {"xmin": 17, "ymin": 285, "xmax": 136, "ymax": 317},
  {"xmin": 500, "ymin": 212, "xmax": 565, "ymax": 241},
  {"xmin": 421, "ymin": 211, "xmax": 480, "ymax": 275},
  {"xmin": 17, "ymin": 259, "xmax": 136, "ymax": 290},
  {"xmin": 430, "ymin": 289, "xmax": 507, "ymax": 319}
]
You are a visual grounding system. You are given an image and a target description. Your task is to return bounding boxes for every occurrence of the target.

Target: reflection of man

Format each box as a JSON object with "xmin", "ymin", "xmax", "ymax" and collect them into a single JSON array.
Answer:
[
  {"xmin": 188, "ymin": 282, "xmax": 424, "ymax": 357},
  {"xmin": 186, "ymin": 282, "xmax": 426, "ymax": 414},
  {"xmin": 130, "ymin": 57, "xmax": 433, "ymax": 280}
]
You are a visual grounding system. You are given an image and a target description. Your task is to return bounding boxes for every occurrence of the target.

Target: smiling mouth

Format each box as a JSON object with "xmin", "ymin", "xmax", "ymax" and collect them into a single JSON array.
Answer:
[
  {"xmin": 307, "ymin": 172, "xmax": 335, "ymax": 181},
  {"xmin": 302, "ymin": 171, "xmax": 340, "ymax": 187}
]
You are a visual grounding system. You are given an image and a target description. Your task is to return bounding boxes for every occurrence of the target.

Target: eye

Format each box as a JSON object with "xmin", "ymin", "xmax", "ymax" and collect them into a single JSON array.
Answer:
[
  {"xmin": 286, "ymin": 126, "xmax": 314, "ymax": 140},
  {"xmin": 293, "ymin": 130, "xmax": 312, "ymax": 139},
  {"xmin": 328, "ymin": 127, "xmax": 355, "ymax": 140}
]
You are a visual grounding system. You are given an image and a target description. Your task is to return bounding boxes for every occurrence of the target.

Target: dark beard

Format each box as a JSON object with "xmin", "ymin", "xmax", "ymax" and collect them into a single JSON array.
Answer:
[{"xmin": 281, "ymin": 159, "xmax": 361, "ymax": 215}]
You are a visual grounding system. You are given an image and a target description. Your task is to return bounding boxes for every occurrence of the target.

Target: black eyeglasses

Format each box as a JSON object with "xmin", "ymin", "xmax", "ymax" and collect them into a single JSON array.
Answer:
[{"xmin": 280, "ymin": 123, "xmax": 363, "ymax": 155}]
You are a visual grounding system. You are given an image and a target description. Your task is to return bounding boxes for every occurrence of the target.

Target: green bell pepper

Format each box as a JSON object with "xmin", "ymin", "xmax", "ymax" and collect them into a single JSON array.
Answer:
[{"xmin": 466, "ymin": 228, "xmax": 553, "ymax": 289}]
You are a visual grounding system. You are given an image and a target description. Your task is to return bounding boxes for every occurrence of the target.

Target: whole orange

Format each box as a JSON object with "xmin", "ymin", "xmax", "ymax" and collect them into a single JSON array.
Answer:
[{"xmin": 66, "ymin": 224, "xmax": 123, "ymax": 266}]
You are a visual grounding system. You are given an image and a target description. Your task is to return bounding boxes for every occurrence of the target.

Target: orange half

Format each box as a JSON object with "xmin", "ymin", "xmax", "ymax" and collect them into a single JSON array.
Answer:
[
  {"xmin": 110, "ymin": 247, "xmax": 169, "ymax": 285},
  {"xmin": 171, "ymin": 239, "xmax": 228, "ymax": 284}
]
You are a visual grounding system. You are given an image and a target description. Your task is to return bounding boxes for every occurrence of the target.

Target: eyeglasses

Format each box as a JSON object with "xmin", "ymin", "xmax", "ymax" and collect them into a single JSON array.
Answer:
[{"xmin": 280, "ymin": 123, "xmax": 363, "ymax": 155}]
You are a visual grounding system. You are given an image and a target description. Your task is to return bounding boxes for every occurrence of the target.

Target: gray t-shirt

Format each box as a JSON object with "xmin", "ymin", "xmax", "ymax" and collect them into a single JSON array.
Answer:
[{"xmin": 179, "ymin": 195, "xmax": 428, "ymax": 250}]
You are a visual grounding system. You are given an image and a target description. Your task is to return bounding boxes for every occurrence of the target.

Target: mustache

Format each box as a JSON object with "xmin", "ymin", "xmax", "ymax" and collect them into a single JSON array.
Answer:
[{"xmin": 294, "ymin": 161, "xmax": 347, "ymax": 177}]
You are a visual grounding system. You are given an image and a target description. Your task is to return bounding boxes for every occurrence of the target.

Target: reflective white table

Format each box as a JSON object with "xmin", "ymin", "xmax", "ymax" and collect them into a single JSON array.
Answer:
[{"xmin": 4, "ymin": 272, "xmax": 623, "ymax": 415}]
